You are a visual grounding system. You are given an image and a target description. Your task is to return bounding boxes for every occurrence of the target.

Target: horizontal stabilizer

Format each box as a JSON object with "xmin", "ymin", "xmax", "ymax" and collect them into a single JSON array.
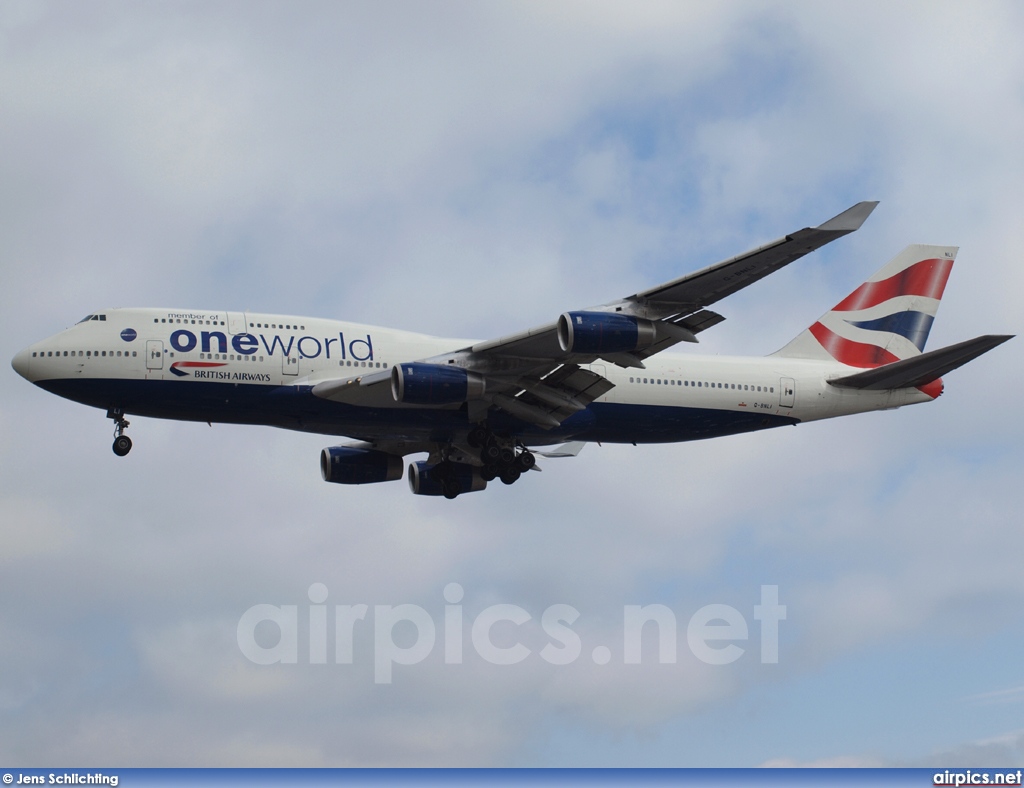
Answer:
[{"xmin": 829, "ymin": 335, "xmax": 1012, "ymax": 390}]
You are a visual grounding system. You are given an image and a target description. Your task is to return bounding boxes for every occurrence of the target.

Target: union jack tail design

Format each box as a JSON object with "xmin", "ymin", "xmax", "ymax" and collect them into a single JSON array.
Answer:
[{"xmin": 773, "ymin": 244, "xmax": 957, "ymax": 367}]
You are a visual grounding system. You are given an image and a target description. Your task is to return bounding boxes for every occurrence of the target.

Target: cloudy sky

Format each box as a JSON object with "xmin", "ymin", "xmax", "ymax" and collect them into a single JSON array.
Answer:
[{"xmin": 2, "ymin": 0, "xmax": 1023, "ymax": 768}]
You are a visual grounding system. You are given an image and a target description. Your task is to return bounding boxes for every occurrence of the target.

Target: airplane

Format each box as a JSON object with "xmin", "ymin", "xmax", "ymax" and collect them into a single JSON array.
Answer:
[{"xmin": 11, "ymin": 201, "xmax": 1012, "ymax": 499}]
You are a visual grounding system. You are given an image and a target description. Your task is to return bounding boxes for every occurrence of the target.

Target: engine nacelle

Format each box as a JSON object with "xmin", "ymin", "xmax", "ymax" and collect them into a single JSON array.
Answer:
[
  {"xmin": 320, "ymin": 447, "xmax": 404, "ymax": 485},
  {"xmin": 391, "ymin": 363, "xmax": 486, "ymax": 405},
  {"xmin": 407, "ymin": 461, "xmax": 487, "ymax": 497},
  {"xmin": 557, "ymin": 311, "xmax": 658, "ymax": 355}
]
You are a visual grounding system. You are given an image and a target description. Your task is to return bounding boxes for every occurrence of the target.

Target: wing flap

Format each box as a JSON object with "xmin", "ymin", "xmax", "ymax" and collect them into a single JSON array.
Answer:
[{"xmin": 488, "ymin": 364, "xmax": 614, "ymax": 427}]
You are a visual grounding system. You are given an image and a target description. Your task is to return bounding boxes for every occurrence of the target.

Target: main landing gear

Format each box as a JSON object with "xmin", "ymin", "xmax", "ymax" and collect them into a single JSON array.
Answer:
[
  {"xmin": 429, "ymin": 461, "xmax": 467, "ymax": 501},
  {"xmin": 108, "ymin": 408, "xmax": 132, "ymax": 457},
  {"xmin": 467, "ymin": 424, "xmax": 535, "ymax": 486}
]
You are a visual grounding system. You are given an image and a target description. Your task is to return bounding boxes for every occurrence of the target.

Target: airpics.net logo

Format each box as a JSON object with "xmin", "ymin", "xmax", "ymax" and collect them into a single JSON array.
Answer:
[{"xmin": 236, "ymin": 584, "xmax": 786, "ymax": 684}]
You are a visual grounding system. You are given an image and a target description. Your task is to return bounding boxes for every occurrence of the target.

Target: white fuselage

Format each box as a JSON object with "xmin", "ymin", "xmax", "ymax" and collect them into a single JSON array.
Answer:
[{"xmin": 12, "ymin": 307, "xmax": 936, "ymax": 449}]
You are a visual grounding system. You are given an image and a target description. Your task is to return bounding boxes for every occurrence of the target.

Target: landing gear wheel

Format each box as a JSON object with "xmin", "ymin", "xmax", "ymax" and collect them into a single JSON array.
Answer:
[
  {"xmin": 500, "ymin": 468, "xmax": 521, "ymax": 485},
  {"xmin": 514, "ymin": 451, "xmax": 536, "ymax": 472},
  {"xmin": 498, "ymin": 446, "xmax": 515, "ymax": 465},
  {"xmin": 480, "ymin": 465, "xmax": 498, "ymax": 482},
  {"xmin": 108, "ymin": 408, "xmax": 132, "ymax": 457},
  {"xmin": 482, "ymin": 441, "xmax": 502, "ymax": 464},
  {"xmin": 442, "ymin": 480, "xmax": 461, "ymax": 500},
  {"xmin": 468, "ymin": 425, "xmax": 488, "ymax": 449}
]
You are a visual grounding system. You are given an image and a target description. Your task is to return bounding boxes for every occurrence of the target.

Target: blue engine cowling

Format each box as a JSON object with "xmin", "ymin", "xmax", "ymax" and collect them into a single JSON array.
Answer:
[
  {"xmin": 391, "ymin": 362, "xmax": 486, "ymax": 405},
  {"xmin": 557, "ymin": 311, "xmax": 657, "ymax": 355},
  {"xmin": 321, "ymin": 447, "xmax": 404, "ymax": 485},
  {"xmin": 407, "ymin": 461, "xmax": 487, "ymax": 496}
]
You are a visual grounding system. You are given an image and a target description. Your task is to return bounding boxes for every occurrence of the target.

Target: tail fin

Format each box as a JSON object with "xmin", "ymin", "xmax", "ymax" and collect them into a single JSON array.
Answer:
[{"xmin": 773, "ymin": 244, "xmax": 957, "ymax": 366}]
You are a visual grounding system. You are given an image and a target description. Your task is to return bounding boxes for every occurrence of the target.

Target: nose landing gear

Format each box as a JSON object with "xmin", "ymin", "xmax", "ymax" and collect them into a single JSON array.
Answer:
[{"xmin": 108, "ymin": 408, "xmax": 132, "ymax": 457}]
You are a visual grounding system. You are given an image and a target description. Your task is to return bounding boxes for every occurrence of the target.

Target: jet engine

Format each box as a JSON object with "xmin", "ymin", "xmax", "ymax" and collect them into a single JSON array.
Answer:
[
  {"xmin": 320, "ymin": 446, "xmax": 404, "ymax": 485},
  {"xmin": 391, "ymin": 362, "xmax": 486, "ymax": 405},
  {"xmin": 557, "ymin": 311, "xmax": 658, "ymax": 354}
]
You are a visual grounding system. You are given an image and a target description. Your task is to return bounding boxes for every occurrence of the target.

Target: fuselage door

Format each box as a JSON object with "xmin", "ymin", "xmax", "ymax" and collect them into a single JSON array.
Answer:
[
  {"xmin": 147, "ymin": 340, "xmax": 164, "ymax": 370},
  {"xmin": 780, "ymin": 377, "xmax": 796, "ymax": 408},
  {"xmin": 283, "ymin": 353, "xmax": 299, "ymax": 376},
  {"xmin": 227, "ymin": 312, "xmax": 248, "ymax": 335}
]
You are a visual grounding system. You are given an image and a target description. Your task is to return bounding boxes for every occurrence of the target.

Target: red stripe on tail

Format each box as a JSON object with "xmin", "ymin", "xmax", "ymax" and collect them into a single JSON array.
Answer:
[
  {"xmin": 809, "ymin": 323, "xmax": 901, "ymax": 368},
  {"xmin": 832, "ymin": 258, "xmax": 953, "ymax": 312}
]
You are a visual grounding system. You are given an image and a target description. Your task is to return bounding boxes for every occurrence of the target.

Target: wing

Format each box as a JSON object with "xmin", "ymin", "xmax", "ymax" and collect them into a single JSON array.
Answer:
[
  {"xmin": 316, "ymin": 201, "xmax": 878, "ymax": 430},
  {"xmin": 461, "ymin": 201, "xmax": 877, "ymax": 365}
]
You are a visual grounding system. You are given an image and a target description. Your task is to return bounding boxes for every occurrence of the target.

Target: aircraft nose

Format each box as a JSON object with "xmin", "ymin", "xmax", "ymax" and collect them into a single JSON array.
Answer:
[{"xmin": 11, "ymin": 347, "xmax": 32, "ymax": 381}]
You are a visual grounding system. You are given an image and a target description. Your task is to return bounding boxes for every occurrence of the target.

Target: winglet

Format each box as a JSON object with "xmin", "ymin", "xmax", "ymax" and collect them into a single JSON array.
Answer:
[{"xmin": 816, "ymin": 201, "xmax": 879, "ymax": 234}]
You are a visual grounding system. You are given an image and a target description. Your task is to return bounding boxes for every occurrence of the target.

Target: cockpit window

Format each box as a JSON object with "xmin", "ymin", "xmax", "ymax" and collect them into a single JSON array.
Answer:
[{"xmin": 78, "ymin": 315, "xmax": 94, "ymax": 324}]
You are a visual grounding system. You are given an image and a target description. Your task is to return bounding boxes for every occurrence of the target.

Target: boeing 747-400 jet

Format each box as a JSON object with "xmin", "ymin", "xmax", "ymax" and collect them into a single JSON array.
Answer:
[{"xmin": 11, "ymin": 202, "xmax": 1011, "ymax": 498}]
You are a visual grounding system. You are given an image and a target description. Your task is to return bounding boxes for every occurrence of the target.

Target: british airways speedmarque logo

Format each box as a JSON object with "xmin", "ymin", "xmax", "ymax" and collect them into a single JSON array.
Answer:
[
  {"xmin": 169, "ymin": 361, "xmax": 226, "ymax": 378},
  {"xmin": 120, "ymin": 328, "xmax": 137, "ymax": 342}
]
